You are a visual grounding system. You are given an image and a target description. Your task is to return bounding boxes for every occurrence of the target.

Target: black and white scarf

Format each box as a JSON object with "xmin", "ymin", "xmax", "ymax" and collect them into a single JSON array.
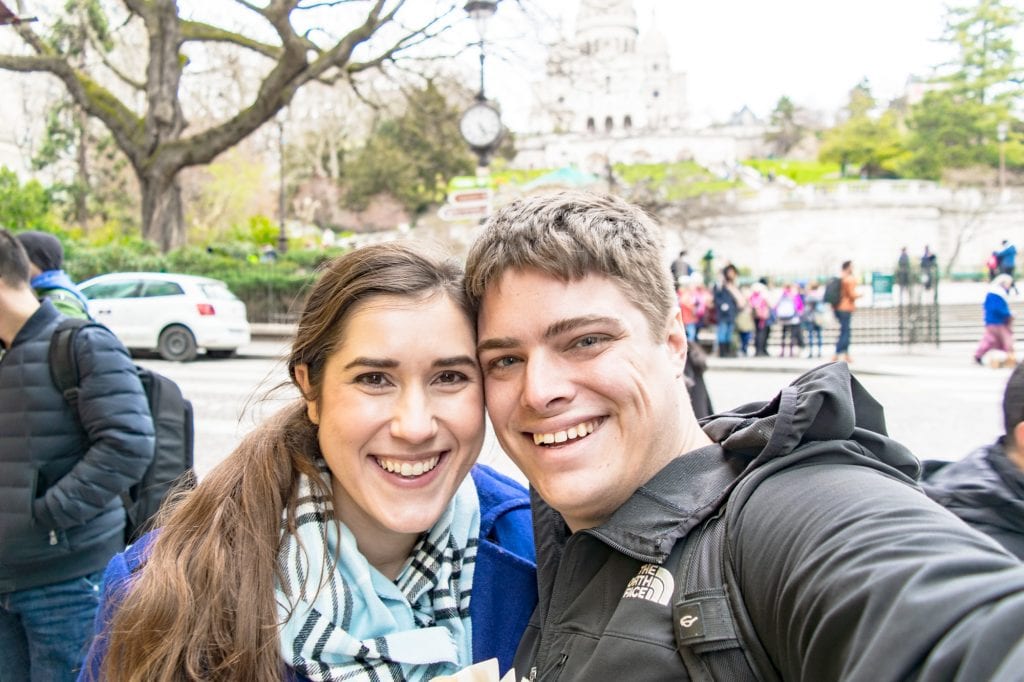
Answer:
[{"xmin": 275, "ymin": 468, "xmax": 480, "ymax": 681}]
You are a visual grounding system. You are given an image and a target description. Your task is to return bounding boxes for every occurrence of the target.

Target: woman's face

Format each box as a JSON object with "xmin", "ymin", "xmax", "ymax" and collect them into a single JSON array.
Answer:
[{"xmin": 295, "ymin": 292, "xmax": 484, "ymax": 548}]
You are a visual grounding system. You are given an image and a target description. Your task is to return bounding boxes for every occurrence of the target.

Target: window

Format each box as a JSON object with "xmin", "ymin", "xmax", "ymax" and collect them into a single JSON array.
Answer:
[
  {"xmin": 587, "ymin": 117, "xmax": 596, "ymax": 132},
  {"xmin": 653, "ymin": 90, "xmax": 660, "ymax": 98},
  {"xmin": 81, "ymin": 281, "xmax": 142, "ymax": 299},
  {"xmin": 142, "ymin": 280, "xmax": 185, "ymax": 297},
  {"xmin": 605, "ymin": 116, "xmax": 614, "ymax": 132},
  {"xmin": 624, "ymin": 115, "xmax": 632, "ymax": 130}
]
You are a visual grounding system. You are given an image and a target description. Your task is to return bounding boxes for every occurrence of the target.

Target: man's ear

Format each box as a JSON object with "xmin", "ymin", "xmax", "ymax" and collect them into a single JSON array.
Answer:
[
  {"xmin": 293, "ymin": 363, "xmax": 320, "ymax": 425},
  {"xmin": 664, "ymin": 308, "xmax": 688, "ymax": 377},
  {"xmin": 1010, "ymin": 422, "xmax": 1024, "ymax": 471}
]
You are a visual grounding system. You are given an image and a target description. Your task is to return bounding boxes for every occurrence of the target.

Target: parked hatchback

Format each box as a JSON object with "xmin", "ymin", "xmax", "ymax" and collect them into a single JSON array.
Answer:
[{"xmin": 79, "ymin": 272, "xmax": 252, "ymax": 362}]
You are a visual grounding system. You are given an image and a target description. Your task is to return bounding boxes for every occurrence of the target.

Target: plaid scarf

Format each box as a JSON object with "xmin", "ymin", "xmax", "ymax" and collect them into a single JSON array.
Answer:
[{"xmin": 275, "ymin": 466, "xmax": 480, "ymax": 682}]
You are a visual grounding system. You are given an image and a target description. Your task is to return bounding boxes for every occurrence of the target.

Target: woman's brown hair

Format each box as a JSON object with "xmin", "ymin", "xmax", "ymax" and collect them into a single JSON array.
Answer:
[{"xmin": 98, "ymin": 241, "xmax": 469, "ymax": 681}]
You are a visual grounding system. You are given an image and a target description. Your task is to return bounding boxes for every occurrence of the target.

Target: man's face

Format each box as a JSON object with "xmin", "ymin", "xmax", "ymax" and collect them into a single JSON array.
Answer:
[{"xmin": 477, "ymin": 269, "xmax": 689, "ymax": 531}]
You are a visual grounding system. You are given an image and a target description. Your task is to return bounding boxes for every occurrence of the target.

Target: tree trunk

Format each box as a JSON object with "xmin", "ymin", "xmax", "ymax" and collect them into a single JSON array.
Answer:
[
  {"xmin": 75, "ymin": 106, "xmax": 90, "ymax": 228},
  {"xmin": 140, "ymin": 169, "xmax": 185, "ymax": 252}
]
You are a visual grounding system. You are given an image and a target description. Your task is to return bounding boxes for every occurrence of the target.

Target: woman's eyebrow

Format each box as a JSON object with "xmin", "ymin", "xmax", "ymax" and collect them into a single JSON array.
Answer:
[{"xmin": 343, "ymin": 356, "xmax": 477, "ymax": 370}]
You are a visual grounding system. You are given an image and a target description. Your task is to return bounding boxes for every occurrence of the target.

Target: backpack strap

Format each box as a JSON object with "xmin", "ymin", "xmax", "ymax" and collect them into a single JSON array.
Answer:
[{"xmin": 671, "ymin": 505, "xmax": 781, "ymax": 682}]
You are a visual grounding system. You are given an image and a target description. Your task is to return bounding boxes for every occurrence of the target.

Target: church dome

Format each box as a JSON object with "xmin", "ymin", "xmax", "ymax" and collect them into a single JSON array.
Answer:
[{"xmin": 575, "ymin": 0, "xmax": 638, "ymax": 49}]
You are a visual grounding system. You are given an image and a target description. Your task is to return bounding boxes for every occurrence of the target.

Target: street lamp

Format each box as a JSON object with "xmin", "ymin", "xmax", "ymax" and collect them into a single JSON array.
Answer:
[
  {"xmin": 459, "ymin": 1, "xmax": 503, "ymax": 170},
  {"xmin": 997, "ymin": 121, "xmax": 1008, "ymax": 191}
]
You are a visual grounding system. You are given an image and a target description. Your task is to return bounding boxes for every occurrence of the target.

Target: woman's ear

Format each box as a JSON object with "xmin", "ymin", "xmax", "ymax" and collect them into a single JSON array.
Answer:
[{"xmin": 293, "ymin": 363, "xmax": 320, "ymax": 425}]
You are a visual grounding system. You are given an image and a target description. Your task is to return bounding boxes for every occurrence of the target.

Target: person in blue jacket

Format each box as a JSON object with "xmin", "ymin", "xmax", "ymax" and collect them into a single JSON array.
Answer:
[{"xmin": 80, "ymin": 242, "xmax": 536, "ymax": 682}]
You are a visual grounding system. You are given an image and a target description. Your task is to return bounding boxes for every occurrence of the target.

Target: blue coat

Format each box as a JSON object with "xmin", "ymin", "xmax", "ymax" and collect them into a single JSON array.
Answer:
[
  {"xmin": 80, "ymin": 463, "xmax": 536, "ymax": 680},
  {"xmin": 983, "ymin": 290, "xmax": 1012, "ymax": 325}
]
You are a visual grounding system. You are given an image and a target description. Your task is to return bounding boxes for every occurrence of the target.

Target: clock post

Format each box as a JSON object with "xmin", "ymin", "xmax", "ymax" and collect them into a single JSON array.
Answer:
[{"xmin": 461, "ymin": 1, "xmax": 502, "ymax": 173}]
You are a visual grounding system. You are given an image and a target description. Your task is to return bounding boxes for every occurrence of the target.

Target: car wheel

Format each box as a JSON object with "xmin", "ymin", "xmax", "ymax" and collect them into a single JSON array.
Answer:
[
  {"xmin": 206, "ymin": 349, "xmax": 236, "ymax": 359},
  {"xmin": 158, "ymin": 325, "xmax": 198, "ymax": 362}
]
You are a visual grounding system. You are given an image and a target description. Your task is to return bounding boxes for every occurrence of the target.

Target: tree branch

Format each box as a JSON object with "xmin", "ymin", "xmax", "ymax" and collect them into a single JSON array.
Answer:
[{"xmin": 180, "ymin": 20, "xmax": 284, "ymax": 60}]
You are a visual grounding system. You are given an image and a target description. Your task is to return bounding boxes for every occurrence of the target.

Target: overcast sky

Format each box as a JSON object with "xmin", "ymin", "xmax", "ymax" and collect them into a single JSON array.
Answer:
[{"xmin": 484, "ymin": 0, "xmax": 965, "ymax": 129}]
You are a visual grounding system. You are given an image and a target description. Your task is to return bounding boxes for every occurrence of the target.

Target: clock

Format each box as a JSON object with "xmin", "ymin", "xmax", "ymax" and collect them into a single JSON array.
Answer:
[{"xmin": 459, "ymin": 101, "xmax": 503, "ymax": 149}]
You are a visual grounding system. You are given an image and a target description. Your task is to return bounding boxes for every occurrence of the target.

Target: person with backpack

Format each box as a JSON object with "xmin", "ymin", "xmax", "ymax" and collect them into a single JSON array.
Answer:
[
  {"xmin": 832, "ymin": 260, "xmax": 861, "ymax": 363},
  {"xmin": 0, "ymin": 229, "xmax": 154, "ymax": 682},
  {"xmin": 81, "ymin": 242, "xmax": 536, "ymax": 681},
  {"xmin": 15, "ymin": 230, "xmax": 90, "ymax": 320},
  {"xmin": 466, "ymin": 191, "xmax": 1024, "ymax": 682}
]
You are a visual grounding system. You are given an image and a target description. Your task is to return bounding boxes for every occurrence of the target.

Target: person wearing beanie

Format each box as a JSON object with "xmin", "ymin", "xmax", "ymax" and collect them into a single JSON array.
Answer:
[{"xmin": 15, "ymin": 231, "xmax": 90, "ymax": 319}]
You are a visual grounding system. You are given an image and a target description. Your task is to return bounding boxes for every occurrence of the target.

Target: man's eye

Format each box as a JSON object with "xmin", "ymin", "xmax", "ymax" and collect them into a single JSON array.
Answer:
[
  {"xmin": 487, "ymin": 356, "xmax": 520, "ymax": 370},
  {"xmin": 575, "ymin": 335, "xmax": 605, "ymax": 349}
]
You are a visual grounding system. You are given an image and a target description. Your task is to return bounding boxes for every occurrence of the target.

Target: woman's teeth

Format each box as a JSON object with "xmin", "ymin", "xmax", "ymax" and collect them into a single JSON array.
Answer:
[
  {"xmin": 375, "ymin": 455, "xmax": 440, "ymax": 477},
  {"xmin": 533, "ymin": 420, "xmax": 597, "ymax": 446}
]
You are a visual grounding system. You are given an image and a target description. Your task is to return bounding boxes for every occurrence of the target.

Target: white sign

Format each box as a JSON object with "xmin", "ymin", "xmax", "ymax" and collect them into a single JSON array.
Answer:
[{"xmin": 439, "ymin": 187, "xmax": 493, "ymax": 222}]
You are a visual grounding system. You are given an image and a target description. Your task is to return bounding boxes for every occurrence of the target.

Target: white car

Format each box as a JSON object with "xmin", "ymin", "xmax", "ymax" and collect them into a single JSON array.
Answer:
[{"xmin": 79, "ymin": 272, "xmax": 252, "ymax": 362}]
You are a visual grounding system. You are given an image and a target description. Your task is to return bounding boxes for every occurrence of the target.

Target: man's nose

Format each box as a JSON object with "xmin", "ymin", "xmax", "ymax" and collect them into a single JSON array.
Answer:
[
  {"xmin": 390, "ymin": 388, "xmax": 438, "ymax": 443},
  {"xmin": 520, "ymin": 351, "xmax": 574, "ymax": 413}
]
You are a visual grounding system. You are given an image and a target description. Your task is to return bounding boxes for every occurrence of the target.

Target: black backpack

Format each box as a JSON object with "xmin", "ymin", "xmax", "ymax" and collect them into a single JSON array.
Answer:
[
  {"xmin": 49, "ymin": 318, "xmax": 196, "ymax": 543},
  {"xmin": 823, "ymin": 277, "xmax": 842, "ymax": 307}
]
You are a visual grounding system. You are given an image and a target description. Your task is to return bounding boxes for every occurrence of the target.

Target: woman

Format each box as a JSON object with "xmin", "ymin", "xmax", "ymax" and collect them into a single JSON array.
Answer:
[
  {"xmin": 974, "ymin": 272, "xmax": 1016, "ymax": 366},
  {"xmin": 712, "ymin": 264, "xmax": 744, "ymax": 357},
  {"xmin": 81, "ymin": 242, "xmax": 536, "ymax": 681}
]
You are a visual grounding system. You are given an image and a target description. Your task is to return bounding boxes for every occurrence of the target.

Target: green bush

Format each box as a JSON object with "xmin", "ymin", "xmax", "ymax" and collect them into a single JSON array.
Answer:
[{"xmin": 742, "ymin": 159, "xmax": 845, "ymax": 184}]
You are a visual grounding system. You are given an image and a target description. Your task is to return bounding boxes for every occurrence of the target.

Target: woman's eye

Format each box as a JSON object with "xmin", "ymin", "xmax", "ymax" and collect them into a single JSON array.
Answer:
[
  {"xmin": 355, "ymin": 372, "xmax": 390, "ymax": 387},
  {"xmin": 436, "ymin": 370, "xmax": 469, "ymax": 385}
]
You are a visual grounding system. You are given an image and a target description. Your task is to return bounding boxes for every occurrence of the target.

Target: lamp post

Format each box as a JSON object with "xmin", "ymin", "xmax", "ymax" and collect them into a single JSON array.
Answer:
[
  {"xmin": 460, "ymin": 1, "xmax": 503, "ymax": 171},
  {"xmin": 997, "ymin": 121, "xmax": 1008, "ymax": 191},
  {"xmin": 276, "ymin": 108, "xmax": 288, "ymax": 254}
]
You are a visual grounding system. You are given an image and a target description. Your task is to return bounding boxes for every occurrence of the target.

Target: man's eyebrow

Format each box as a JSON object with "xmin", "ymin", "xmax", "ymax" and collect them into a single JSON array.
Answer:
[
  {"xmin": 477, "ymin": 316, "xmax": 622, "ymax": 354},
  {"xmin": 544, "ymin": 315, "xmax": 622, "ymax": 339}
]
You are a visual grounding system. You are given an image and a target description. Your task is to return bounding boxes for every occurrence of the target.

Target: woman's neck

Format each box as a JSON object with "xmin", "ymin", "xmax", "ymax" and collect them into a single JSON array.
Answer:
[{"xmin": 330, "ymin": 478, "xmax": 419, "ymax": 581}]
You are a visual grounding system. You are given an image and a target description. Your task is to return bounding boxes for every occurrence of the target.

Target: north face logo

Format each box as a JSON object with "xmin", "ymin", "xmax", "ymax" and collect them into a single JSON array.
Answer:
[{"xmin": 621, "ymin": 563, "xmax": 675, "ymax": 605}]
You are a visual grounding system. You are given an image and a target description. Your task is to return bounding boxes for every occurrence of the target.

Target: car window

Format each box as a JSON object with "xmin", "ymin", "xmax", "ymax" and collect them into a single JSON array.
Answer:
[
  {"xmin": 81, "ymin": 280, "xmax": 142, "ymax": 299},
  {"xmin": 199, "ymin": 282, "xmax": 239, "ymax": 301},
  {"xmin": 142, "ymin": 280, "xmax": 185, "ymax": 297}
]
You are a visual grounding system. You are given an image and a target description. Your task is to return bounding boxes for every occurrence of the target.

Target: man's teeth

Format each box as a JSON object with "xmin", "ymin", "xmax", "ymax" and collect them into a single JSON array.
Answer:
[
  {"xmin": 533, "ymin": 420, "xmax": 597, "ymax": 446},
  {"xmin": 375, "ymin": 455, "xmax": 440, "ymax": 477}
]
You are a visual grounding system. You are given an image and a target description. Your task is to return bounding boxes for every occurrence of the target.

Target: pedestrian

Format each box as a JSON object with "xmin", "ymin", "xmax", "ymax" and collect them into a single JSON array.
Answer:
[
  {"xmin": 669, "ymin": 249, "xmax": 693, "ymax": 281},
  {"xmin": 920, "ymin": 245, "xmax": 938, "ymax": 291},
  {"xmin": 896, "ymin": 246, "xmax": 911, "ymax": 290},
  {"xmin": 0, "ymin": 229, "xmax": 155, "ymax": 682},
  {"xmin": 15, "ymin": 230, "xmax": 90, "ymax": 319},
  {"xmin": 748, "ymin": 281, "xmax": 773, "ymax": 357},
  {"xmin": 973, "ymin": 272, "xmax": 1015, "ymax": 366},
  {"xmin": 801, "ymin": 281, "xmax": 826, "ymax": 358},
  {"xmin": 774, "ymin": 283, "xmax": 803, "ymax": 357},
  {"xmin": 997, "ymin": 239, "xmax": 1018, "ymax": 294},
  {"xmin": 712, "ymin": 263, "xmax": 743, "ymax": 357},
  {"xmin": 465, "ymin": 190, "xmax": 1024, "ymax": 681},
  {"xmin": 832, "ymin": 260, "xmax": 861, "ymax": 363},
  {"xmin": 735, "ymin": 283, "xmax": 755, "ymax": 356},
  {"xmin": 920, "ymin": 362, "xmax": 1024, "ymax": 559},
  {"xmin": 81, "ymin": 242, "xmax": 536, "ymax": 681},
  {"xmin": 675, "ymin": 275, "xmax": 699, "ymax": 341}
]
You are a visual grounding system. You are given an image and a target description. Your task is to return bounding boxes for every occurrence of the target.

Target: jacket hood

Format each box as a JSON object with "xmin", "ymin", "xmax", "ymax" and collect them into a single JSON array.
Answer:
[
  {"xmin": 583, "ymin": 361, "xmax": 921, "ymax": 562},
  {"xmin": 921, "ymin": 443, "xmax": 1024, "ymax": 534}
]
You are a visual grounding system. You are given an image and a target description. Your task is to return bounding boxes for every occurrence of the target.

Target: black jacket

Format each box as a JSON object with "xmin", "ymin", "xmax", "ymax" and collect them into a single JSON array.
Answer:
[
  {"xmin": 515, "ymin": 363, "xmax": 1024, "ymax": 681},
  {"xmin": 0, "ymin": 300, "xmax": 155, "ymax": 592},
  {"xmin": 921, "ymin": 442, "xmax": 1024, "ymax": 560}
]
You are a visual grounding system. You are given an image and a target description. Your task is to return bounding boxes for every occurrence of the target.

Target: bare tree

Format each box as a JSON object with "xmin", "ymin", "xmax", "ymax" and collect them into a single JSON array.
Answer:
[{"xmin": 0, "ymin": 0, "xmax": 461, "ymax": 251}]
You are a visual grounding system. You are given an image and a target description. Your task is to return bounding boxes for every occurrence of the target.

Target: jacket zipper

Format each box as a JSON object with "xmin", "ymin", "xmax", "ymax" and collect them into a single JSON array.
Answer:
[{"xmin": 532, "ymin": 533, "xmax": 584, "ymax": 680}]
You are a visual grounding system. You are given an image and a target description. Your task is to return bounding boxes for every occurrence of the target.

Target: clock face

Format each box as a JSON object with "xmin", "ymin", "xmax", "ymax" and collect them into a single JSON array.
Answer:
[{"xmin": 460, "ymin": 103, "xmax": 503, "ymax": 149}]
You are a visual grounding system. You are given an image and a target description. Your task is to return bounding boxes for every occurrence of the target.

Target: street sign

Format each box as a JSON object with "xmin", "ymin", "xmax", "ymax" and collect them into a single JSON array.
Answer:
[{"xmin": 449, "ymin": 188, "xmax": 491, "ymax": 204}]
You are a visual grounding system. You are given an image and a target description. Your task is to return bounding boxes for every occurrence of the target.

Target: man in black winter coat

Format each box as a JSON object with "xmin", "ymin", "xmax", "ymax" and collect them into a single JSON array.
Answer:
[
  {"xmin": 921, "ymin": 363, "xmax": 1024, "ymax": 560},
  {"xmin": 0, "ymin": 230, "xmax": 154, "ymax": 682},
  {"xmin": 465, "ymin": 191, "xmax": 1024, "ymax": 682}
]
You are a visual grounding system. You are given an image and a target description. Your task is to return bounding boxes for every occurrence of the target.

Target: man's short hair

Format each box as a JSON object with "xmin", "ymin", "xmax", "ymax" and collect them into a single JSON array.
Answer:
[
  {"xmin": 464, "ymin": 191, "xmax": 676, "ymax": 338},
  {"xmin": 0, "ymin": 229, "xmax": 32, "ymax": 287},
  {"xmin": 16, "ymin": 230, "xmax": 64, "ymax": 272},
  {"xmin": 1003, "ymin": 364, "xmax": 1024, "ymax": 446},
  {"xmin": 841, "ymin": 260, "xmax": 852, "ymax": 271}
]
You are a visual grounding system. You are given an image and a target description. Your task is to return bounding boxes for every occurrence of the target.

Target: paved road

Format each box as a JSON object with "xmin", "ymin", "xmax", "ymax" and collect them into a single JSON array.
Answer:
[{"xmin": 136, "ymin": 338, "xmax": 1013, "ymax": 487}]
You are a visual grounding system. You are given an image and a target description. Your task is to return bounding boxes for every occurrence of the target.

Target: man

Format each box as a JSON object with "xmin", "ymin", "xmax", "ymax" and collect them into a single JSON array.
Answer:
[
  {"xmin": 0, "ymin": 230, "xmax": 154, "ymax": 681},
  {"xmin": 832, "ymin": 259, "xmax": 860, "ymax": 363},
  {"xmin": 997, "ymin": 239, "xmax": 1018, "ymax": 294},
  {"xmin": 464, "ymin": 191, "xmax": 1024, "ymax": 681},
  {"xmin": 921, "ymin": 363, "xmax": 1024, "ymax": 559},
  {"xmin": 973, "ymin": 272, "xmax": 1015, "ymax": 366},
  {"xmin": 15, "ymin": 230, "xmax": 90, "ymax": 319}
]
